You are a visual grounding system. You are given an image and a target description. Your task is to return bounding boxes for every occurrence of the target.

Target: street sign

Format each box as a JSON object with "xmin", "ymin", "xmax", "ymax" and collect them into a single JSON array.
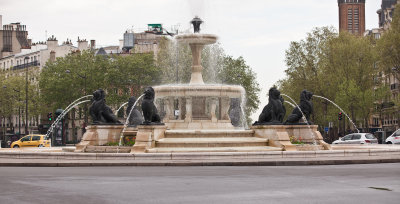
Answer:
[{"xmin": 324, "ymin": 127, "xmax": 329, "ymax": 132}]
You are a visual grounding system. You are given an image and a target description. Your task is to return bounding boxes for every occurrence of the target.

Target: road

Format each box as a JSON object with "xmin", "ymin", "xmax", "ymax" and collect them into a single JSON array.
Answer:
[{"xmin": 0, "ymin": 163, "xmax": 399, "ymax": 204}]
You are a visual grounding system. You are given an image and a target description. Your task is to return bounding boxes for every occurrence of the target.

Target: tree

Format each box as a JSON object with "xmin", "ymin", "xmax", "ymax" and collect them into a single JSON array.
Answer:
[
  {"xmin": 39, "ymin": 50, "xmax": 160, "ymax": 118},
  {"xmin": 0, "ymin": 73, "xmax": 38, "ymax": 133},
  {"xmin": 322, "ymin": 31, "xmax": 378, "ymax": 129},
  {"xmin": 279, "ymin": 27, "xmax": 337, "ymax": 126},
  {"xmin": 378, "ymin": 3, "xmax": 400, "ymax": 83},
  {"xmin": 279, "ymin": 27, "xmax": 382, "ymax": 131},
  {"xmin": 219, "ymin": 56, "xmax": 260, "ymax": 124},
  {"xmin": 107, "ymin": 53, "xmax": 161, "ymax": 105}
]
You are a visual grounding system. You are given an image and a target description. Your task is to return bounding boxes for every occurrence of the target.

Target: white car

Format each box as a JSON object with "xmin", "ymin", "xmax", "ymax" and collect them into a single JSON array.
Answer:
[
  {"xmin": 333, "ymin": 133, "xmax": 378, "ymax": 144},
  {"xmin": 385, "ymin": 129, "xmax": 400, "ymax": 144}
]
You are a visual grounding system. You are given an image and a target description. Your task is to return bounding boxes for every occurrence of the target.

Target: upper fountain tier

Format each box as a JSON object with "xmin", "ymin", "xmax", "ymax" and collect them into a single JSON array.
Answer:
[
  {"xmin": 175, "ymin": 33, "xmax": 218, "ymax": 85},
  {"xmin": 153, "ymin": 17, "xmax": 245, "ymax": 130},
  {"xmin": 175, "ymin": 33, "xmax": 218, "ymax": 45}
]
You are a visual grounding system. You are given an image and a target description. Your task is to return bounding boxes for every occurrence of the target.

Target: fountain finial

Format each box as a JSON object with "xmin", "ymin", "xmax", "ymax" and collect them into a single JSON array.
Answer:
[{"xmin": 191, "ymin": 16, "xmax": 203, "ymax": 33}]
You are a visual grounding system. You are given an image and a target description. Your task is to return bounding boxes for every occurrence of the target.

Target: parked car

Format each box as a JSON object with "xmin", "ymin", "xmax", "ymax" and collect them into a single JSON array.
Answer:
[
  {"xmin": 386, "ymin": 129, "xmax": 400, "ymax": 144},
  {"xmin": 11, "ymin": 134, "xmax": 50, "ymax": 148},
  {"xmin": 332, "ymin": 133, "xmax": 378, "ymax": 144}
]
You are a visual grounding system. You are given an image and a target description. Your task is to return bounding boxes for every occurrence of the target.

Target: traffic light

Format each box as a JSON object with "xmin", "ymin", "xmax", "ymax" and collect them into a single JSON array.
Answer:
[
  {"xmin": 338, "ymin": 112, "xmax": 343, "ymax": 120},
  {"xmin": 47, "ymin": 112, "xmax": 53, "ymax": 121}
]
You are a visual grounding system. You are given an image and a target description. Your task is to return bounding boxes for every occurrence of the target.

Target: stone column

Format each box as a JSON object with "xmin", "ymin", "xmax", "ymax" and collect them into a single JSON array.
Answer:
[
  {"xmin": 163, "ymin": 97, "xmax": 174, "ymax": 122},
  {"xmin": 210, "ymin": 97, "xmax": 218, "ymax": 122},
  {"xmin": 189, "ymin": 43, "xmax": 205, "ymax": 84},
  {"xmin": 178, "ymin": 98, "xmax": 184, "ymax": 120},
  {"xmin": 220, "ymin": 97, "xmax": 230, "ymax": 120},
  {"xmin": 185, "ymin": 97, "xmax": 192, "ymax": 122}
]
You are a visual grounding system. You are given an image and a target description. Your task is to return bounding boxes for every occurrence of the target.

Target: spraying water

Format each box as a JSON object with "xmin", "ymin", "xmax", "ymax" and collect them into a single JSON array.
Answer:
[
  {"xmin": 313, "ymin": 95, "xmax": 359, "ymax": 133},
  {"xmin": 116, "ymin": 102, "xmax": 128, "ymax": 115},
  {"xmin": 281, "ymin": 94, "xmax": 309, "ymax": 124},
  {"xmin": 46, "ymin": 99, "xmax": 91, "ymax": 143},
  {"xmin": 118, "ymin": 94, "xmax": 145, "ymax": 147},
  {"xmin": 284, "ymin": 101, "xmax": 296, "ymax": 108},
  {"xmin": 45, "ymin": 95, "xmax": 92, "ymax": 139}
]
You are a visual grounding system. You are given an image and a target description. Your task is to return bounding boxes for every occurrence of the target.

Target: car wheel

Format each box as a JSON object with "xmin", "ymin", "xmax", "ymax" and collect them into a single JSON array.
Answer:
[
  {"xmin": 38, "ymin": 144, "xmax": 44, "ymax": 147},
  {"xmin": 13, "ymin": 145, "xmax": 20, "ymax": 148},
  {"xmin": 387, "ymin": 141, "xmax": 392, "ymax": 144}
]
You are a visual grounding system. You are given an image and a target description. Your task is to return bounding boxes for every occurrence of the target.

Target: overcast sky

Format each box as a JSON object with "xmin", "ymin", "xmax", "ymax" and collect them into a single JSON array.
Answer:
[{"xmin": 0, "ymin": 0, "xmax": 384, "ymax": 119}]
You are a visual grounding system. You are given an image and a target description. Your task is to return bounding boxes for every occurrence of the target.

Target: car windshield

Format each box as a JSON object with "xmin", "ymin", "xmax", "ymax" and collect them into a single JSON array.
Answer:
[{"xmin": 365, "ymin": 134, "xmax": 376, "ymax": 139}]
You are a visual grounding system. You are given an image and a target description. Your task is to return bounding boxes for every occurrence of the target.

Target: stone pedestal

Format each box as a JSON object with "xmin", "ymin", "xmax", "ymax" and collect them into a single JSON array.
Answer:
[
  {"xmin": 75, "ymin": 125, "xmax": 124, "ymax": 152},
  {"xmin": 251, "ymin": 125, "xmax": 296, "ymax": 151},
  {"xmin": 285, "ymin": 125, "xmax": 331, "ymax": 150},
  {"xmin": 131, "ymin": 125, "xmax": 167, "ymax": 153},
  {"xmin": 251, "ymin": 125, "xmax": 331, "ymax": 151}
]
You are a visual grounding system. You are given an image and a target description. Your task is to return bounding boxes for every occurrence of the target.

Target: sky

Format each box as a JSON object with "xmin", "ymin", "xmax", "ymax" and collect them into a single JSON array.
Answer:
[{"xmin": 0, "ymin": 0, "xmax": 384, "ymax": 120}]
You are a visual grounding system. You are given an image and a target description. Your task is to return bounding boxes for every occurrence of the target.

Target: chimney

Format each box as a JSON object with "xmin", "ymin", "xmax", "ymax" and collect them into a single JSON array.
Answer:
[
  {"xmin": 77, "ymin": 37, "xmax": 89, "ymax": 51},
  {"xmin": 50, "ymin": 51, "xmax": 56, "ymax": 62},
  {"xmin": 119, "ymin": 39, "xmax": 123, "ymax": 51},
  {"xmin": 0, "ymin": 15, "xmax": 2, "ymax": 29},
  {"xmin": 90, "ymin": 40, "xmax": 95, "ymax": 49},
  {"xmin": 47, "ymin": 35, "xmax": 58, "ymax": 50}
]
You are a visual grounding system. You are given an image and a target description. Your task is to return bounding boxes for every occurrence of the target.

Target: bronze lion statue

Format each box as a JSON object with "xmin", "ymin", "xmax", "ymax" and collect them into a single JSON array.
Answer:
[
  {"xmin": 141, "ymin": 87, "xmax": 162, "ymax": 125},
  {"xmin": 285, "ymin": 89, "xmax": 313, "ymax": 124},
  {"xmin": 89, "ymin": 89, "xmax": 121, "ymax": 124},
  {"xmin": 253, "ymin": 87, "xmax": 286, "ymax": 125}
]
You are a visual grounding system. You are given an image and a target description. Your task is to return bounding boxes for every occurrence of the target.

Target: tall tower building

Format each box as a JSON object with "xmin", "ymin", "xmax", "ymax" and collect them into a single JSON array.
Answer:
[{"xmin": 338, "ymin": 0, "xmax": 366, "ymax": 35}]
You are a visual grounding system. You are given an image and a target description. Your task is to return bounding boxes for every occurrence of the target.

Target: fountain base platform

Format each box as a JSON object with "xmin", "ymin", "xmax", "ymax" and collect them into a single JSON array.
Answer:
[
  {"xmin": 251, "ymin": 125, "xmax": 331, "ymax": 151},
  {"xmin": 75, "ymin": 125, "xmax": 124, "ymax": 152}
]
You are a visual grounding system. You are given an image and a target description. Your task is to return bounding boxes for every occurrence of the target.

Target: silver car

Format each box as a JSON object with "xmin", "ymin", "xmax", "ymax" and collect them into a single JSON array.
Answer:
[{"xmin": 333, "ymin": 133, "xmax": 378, "ymax": 144}]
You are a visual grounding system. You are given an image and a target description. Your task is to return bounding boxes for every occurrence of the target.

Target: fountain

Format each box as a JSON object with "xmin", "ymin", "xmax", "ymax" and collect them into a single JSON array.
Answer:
[
  {"xmin": 70, "ymin": 17, "xmax": 330, "ymax": 153},
  {"xmin": 130, "ymin": 17, "xmax": 280, "ymax": 153}
]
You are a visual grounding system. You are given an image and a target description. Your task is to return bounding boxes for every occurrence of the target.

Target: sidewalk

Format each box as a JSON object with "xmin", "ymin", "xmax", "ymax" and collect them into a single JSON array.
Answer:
[
  {"xmin": 1, "ymin": 155, "xmax": 400, "ymax": 167},
  {"xmin": 1, "ymin": 146, "xmax": 400, "ymax": 166}
]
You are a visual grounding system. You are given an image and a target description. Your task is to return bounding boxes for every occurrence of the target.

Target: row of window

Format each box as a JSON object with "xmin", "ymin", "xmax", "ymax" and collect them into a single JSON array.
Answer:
[
  {"xmin": 373, "ymin": 118, "xmax": 399, "ymax": 127},
  {"xmin": 1, "ymin": 54, "xmax": 40, "ymax": 70}
]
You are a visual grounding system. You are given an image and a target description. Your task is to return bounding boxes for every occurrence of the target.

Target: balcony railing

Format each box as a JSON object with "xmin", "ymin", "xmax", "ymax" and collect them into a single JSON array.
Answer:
[
  {"xmin": 12, "ymin": 61, "xmax": 40, "ymax": 70},
  {"xmin": 390, "ymin": 83, "xmax": 399, "ymax": 90}
]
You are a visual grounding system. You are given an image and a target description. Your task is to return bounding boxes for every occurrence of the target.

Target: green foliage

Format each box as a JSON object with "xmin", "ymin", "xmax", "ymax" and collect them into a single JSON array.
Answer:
[
  {"xmin": 219, "ymin": 56, "xmax": 261, "ymax": 124},
  {"xmin": 280, "ymin": 26, "xmax": 385, "ymax": 130},
  {"xmin": 39, "ymin": 50, "xmax": 160, "ymax": 115},
  {"xmin": 0, "ymin": 71, "xmax": 40, "ymax": 123},
  {"xmin": 104, "ymin": 142, "xmax": 119, "ymax": 146},
  {"xmin": 378, "ymin": 3, "xmax": 400, "ymax": 80}
]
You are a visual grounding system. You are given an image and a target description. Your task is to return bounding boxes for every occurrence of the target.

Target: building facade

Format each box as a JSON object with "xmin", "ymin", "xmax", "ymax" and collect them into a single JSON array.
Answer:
[
  {"xmin": 364, "ymin": 0, "xmax": 399, "ymax": 137},
  {"xmin": 0, "ymin": 15, "xmax": 31, "ymax": 59},
  {"xmin": 338, "ymin": 0, "xmax": 366, "ymax": 35}
]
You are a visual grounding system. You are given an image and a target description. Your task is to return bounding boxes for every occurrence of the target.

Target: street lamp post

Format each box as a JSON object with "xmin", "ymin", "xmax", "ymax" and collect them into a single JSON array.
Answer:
[{"xmin": 24, "ymin": 56, "xmax": 29, "ymax": 135}]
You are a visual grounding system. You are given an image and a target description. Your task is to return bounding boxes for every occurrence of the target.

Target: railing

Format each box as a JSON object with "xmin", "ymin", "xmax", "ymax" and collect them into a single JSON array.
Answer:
[
  {"xmin": 390, "ymin": 83, "xmax": 399, "ymax": 91},
  {"xmin": 12, "ymin": 61, "xmax": 40, "ymax": 70}
]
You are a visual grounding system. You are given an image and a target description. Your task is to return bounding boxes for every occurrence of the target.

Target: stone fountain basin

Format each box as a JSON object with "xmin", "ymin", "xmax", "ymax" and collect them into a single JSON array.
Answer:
[
  {"xmin": 175, "ymin": 33, "xmax": 218, "ymax": 45},
  {"xmin": 154, "ymin": 84, "xmax": 245, "ymax": 98}
]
